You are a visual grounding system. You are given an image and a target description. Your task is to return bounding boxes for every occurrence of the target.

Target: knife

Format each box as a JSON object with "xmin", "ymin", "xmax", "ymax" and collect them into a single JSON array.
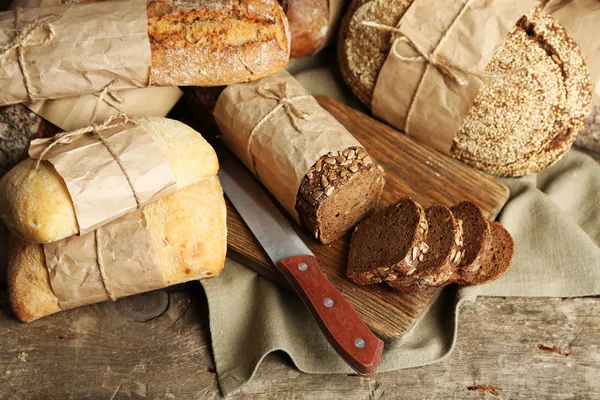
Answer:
[{"xmin": 217, "ymin": 148, "xmax": 384, "ymax": 375}]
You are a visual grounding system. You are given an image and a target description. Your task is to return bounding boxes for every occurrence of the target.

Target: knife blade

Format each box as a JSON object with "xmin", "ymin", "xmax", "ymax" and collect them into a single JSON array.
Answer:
[{"xmin": 217, "ymin": 147, "xmax": 383, "ymax": 375}]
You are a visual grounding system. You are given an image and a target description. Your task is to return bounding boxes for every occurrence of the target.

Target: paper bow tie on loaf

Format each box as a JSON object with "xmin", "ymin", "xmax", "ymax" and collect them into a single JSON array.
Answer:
[{"xmin": 0, "ymin": 116, "xmax": 220, "ymax": 243}]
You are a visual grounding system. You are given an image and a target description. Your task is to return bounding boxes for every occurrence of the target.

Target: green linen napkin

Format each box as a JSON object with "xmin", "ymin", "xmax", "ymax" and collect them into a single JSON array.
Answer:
[{"xmin": 201, "ymin": 58, "xmax": 600, "ymax": 396}]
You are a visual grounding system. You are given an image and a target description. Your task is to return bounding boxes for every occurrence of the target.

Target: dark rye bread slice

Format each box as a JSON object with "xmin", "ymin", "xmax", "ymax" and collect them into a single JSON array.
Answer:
[
  {"xmin": 458, "ymin": 222, "xmax": 514, "ymax": 285},
  {"xmin": 346, "ymin": 197, "xmax": 427, "ymax": 285},
  {"xmin": 388, "ymin": 205, "xmax": 463, "ymax": 292},
  {"xmin": 296, "ymin": 147, "xmax": 386, "ymax": 244},
  {"xmin": 450, "ymin": 201, "xmax": 491, "ymax": 276}
]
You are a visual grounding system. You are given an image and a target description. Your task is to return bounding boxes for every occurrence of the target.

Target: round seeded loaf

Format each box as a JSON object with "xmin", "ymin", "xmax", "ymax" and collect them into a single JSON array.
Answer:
[{"xmin": 339, "ymin": 3, "xmax": 592, "ymax": 176}]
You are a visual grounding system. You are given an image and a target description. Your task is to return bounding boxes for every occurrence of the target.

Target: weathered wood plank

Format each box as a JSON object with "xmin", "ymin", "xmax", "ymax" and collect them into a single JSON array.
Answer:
[{"xmin": 0, "ymin": 290, "xmax": 598, "ymax": 399}]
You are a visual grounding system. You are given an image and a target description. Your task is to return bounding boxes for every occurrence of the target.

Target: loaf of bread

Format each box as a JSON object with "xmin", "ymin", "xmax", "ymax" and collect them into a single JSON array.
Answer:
[
  {"xmin": 280, "ymin": 0, "xmax": 329, "ymax": 58},
  {"xmin": 8, "ymin": 175, "xmax": 227, "ymax": 322},
  {"xmin": 339, "ymin": 2, "xmax": 591, "ymax": 176},
  {"xmin": 213, "ymin": 71, "xmax": 385, "ymax": 244},
  {"xmin": 0, "ymin": 117, "xmax": 219, "ymax": 243},
  {"xmin": 347, "ymin": 199, "xmax": 514, "ymax": 292},
  {"xmin": 148, "ymin": 0, "xmax": 290, "ymax": 86}
]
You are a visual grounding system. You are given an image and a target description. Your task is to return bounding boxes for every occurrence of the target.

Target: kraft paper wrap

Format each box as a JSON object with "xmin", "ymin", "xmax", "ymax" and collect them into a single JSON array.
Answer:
[
  {"xmin": 28, "ymin": 119, "xmax": 177, "ymax": 234},
  {"xmin": 25, "ymin": 87, "xmax": 183, "ymax": 131},
  {"xmin": 0, "ymin": 0, "xmax": 151, "ymax": 106},
  {"xmin": 371, "ymin": 0, "xmax": 538, "ymax": 153},
  {"xmin": 44, "ymin": 209, "xmax": 165, "ymax": 310},
  {"xmin": 544, "ymin": 0, "xmax": 600, "ymax": 108},
  {"xmin": 214, "ymin": 70, "xmax": 361, "ymax": 222}
]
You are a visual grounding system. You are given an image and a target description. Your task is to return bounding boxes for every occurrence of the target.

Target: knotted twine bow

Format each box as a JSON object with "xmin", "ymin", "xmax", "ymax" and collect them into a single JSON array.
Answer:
[
  {"xmin": 246, "ymin": 82, "xmax": 312, "ymax": 175},
  {"xmin": 0, "ymin": 8, "xmax": 62, "ymax": 101}
]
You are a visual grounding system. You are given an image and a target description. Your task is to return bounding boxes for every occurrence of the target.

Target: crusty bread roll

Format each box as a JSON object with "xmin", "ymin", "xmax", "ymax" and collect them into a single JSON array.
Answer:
[
  {"xmin": 0, "ymin": 117, "xmax": 219, "ymax": 244},
  {"xmin": 8, "ymin": 175, "xmax": 227, "ymax": 322}
]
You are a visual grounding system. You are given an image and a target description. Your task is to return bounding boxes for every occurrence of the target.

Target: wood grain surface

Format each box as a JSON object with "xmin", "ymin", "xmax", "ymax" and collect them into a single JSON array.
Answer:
[
  {"xmin": 225, "ymin": 96, "xmax": 510, "ymax": 344},
  {"xmin": 0, "ymin": 289, "xmax": 598, "ymax": 399}
]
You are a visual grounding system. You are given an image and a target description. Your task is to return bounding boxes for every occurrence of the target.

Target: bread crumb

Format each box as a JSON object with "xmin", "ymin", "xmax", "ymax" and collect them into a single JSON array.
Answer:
[
  {"xmin": 466, "ymin": 385, "xmax": 498, "ymax": 395},
  {"xmin": 16, "ymin": 352, "xmax": 28, "ymax": 362},
  {"xmin": 536, "ymin": 343, "xmax": 570, "ymax": 357}
]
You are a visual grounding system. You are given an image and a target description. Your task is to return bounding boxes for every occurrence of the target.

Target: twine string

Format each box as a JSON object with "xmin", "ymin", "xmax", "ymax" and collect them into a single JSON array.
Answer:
[
  {"xmin": 34, "ymin": 112, "xmax": 143, "ymax": 208},
  {"xmin": 246, "ymin": 83, "xmax": 312, "ymax": 174},
  {"xmin": 95, "ymin": 229, "xmax": 117, "ymax": 301},
  {"xmin": 0, "ymin": 8, "xmax": 61, "ymax": 101}
]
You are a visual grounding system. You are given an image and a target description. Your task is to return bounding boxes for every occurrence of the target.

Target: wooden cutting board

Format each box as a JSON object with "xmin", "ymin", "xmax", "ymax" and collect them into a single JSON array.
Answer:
[{"xmin": 224, "ymin": 96, "xmax": 509, "ymax": 345}]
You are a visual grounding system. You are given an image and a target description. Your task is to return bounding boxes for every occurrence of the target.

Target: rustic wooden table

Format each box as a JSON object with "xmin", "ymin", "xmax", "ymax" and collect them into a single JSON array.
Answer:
[{"xmin": 0, "ymin": 282, "xmax": 598, "ymax": 399}]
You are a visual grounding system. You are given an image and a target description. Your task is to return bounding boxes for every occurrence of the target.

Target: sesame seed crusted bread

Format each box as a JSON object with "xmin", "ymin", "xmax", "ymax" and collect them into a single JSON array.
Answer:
[
  {"xmin": 346, "ymin": 197, "xmax": 426, "ymax": 285},
  {"xmin": 147, "ymin": 0, "xmax": 291, "ymax": 86},
  {"xmin": 451, "ymin": 8, "xmax": 591, "ymax": 176},
  {"xmin": 296, "ymin": 146, "xmax": 386, "ymax": 244},
  {"xmin": 388, "ymin": 204, "xmax": 463, "ymax": 292},
  {"xmin": 338, "ymin": 0, "xmax": 413, "ymax": 107},
  {"xmin": 339, "ymin": 3, "xmax": 592, "ymax": 176}
]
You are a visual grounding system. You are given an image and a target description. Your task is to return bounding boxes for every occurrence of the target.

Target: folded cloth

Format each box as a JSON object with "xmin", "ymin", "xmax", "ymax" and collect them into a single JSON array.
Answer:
[{"xmin": 201, "ymin": 57, "xmax": 600, "ymax": 396}]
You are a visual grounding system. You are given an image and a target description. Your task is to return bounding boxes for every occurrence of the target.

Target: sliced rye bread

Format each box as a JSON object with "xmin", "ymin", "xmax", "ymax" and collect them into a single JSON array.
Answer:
[
  {"xmin": 450, "ymin": 201, "xmax": 491, "ymax": 277},
  {"xmin": 347, "ymin": 197, "xmax": 427, "ymax": 285},
  {"xmin": 388, "ymin": 205, "xmax": 463, "ymax": 293},
  {"xmin": 457, "ymin": 222, "xmax": 514, "ymax": 285}
]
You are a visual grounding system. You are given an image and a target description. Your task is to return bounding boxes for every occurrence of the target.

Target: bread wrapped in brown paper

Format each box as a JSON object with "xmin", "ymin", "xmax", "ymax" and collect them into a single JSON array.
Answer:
[
  {"xmin": 0, "ymin": 0, "xmax": 290, "ymax": 105},
  {"xmin": 8, "ymin": 175, "xmax": 227, "ymax": 322},
  {"xmin": 0, "ymin": 117, "xmax": 219, "ymax": 243},
  {"xmin": 339, "ymin": 0, "xmax": 592, "ymax": 176},
  {"xmin": 214, "ymin": 70, "xmax": 385, "ymax": 243}
]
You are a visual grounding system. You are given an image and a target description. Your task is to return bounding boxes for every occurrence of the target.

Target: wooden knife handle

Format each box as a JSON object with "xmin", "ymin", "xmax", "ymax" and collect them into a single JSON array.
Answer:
[{"xmin": 276, "ymin": 254, "xmax": 384, "ymax": 375}]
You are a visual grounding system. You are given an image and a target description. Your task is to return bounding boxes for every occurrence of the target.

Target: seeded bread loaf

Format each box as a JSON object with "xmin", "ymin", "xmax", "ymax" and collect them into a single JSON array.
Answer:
[
  {"xmin": 147, "ymin": 0, "xmax": 290, "ymax": 86},
  {"xmin": 8, "ymin": 175, "xmax": 227, "ymax": 322},
  {"xmin": 388, "ymin": 205, "xmax": 463, "ymax": 291},
  {"xmin": 339, "ymin": 2, "xmax": 591, "ymax": 176},
  {"xmin": 296, "ymin": 147, "xmax": 385, "ymax": 244},
  {"xmin": 347, "ymin": 197, "xmax": 426, "ymax": 285},
  {"xmin": 0, "ymin": 117, "xmax": 219, "ymax": 244}
]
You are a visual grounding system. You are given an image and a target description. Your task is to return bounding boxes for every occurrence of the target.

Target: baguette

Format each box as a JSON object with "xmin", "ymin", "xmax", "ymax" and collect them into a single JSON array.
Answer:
[
  {"xmin": 148, "ymin": 0, "xmax": 291, "ymax": 86},
  {"xmin": 0, "ymin": 117, "xmax": 219, "ymax": 243},
  {"xmin": 8, "ymin": 175, "xmax": 227, "ymax": 322}
]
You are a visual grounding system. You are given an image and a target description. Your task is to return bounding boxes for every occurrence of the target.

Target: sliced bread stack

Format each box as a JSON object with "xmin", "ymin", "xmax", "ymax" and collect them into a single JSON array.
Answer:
[{"xmin": 347, "ymin": 199, "xmax": 514, "ymax": 293}]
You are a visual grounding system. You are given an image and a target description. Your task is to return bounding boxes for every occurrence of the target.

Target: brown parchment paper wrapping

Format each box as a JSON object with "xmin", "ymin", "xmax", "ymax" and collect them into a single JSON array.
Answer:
[
  {"xmin": 544, "ymin": 0, "xmax": 600, "ymax": 108},
  {"xmin": 25, "ymin": 87, "xmax": 183, "ymax": 131},
  {"xmin": 44, "ymin": 208, "xmax": 164, "ymax": 310},
  {"xmin": 0, "ymin": 0, "xmax": 151, "ymax": 106},
  {"xmin": 371, "ymin": 0, "xmax": 538, "ymax": 153},
  {"xmin": 10, "ymin": 0, "xmax": 183, "ymax": 131},
  {"xmin": 29, "ymin": 119, "xmax": 177, "ymax": 234},
  {"xmin": 214, "ymin": 70, "xmax": 361, "ymax": 222}
]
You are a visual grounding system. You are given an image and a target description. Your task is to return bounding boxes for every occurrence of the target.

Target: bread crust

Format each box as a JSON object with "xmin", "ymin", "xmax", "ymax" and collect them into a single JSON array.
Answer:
[
  {"xmin": 148, "ymin": 0, "xmax": 291, "ymax": 86},
  {"xmin": 8, "ymin": 176, "xmax": 227, "ymax": 322},
  {"xmin": 281, "ymin": 0, "xmax": 329, "ymax": 58},
  {"xmin": 0, "ymin": 117, "xmax": 219, "ymax": 243},
  {"xmin": 339, "ymin": 2, "xmax": 591, "ymax": 176}
]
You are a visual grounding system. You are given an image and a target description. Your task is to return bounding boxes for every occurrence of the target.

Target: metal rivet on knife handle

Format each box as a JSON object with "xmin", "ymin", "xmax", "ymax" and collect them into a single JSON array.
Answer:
[
  {"xmin": 324, "ymin": 298, "xmax": 334, "ymax": 308},
  {"xmin": 298, "ymin": 263, "xmax": 308, "ymax": 271},
  {"xmin": 355, "ymin": 339, "xmax": 366, "ymax": 349}
]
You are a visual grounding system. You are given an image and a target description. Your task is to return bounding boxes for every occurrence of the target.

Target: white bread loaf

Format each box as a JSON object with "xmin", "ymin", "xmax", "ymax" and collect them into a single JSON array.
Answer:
[
  {"xmin": 0, "ymin": 117, "xmax": 219, "ymax": 243},
  {"xmin": 8, "ymin": 175, "xmax": 227, "ymax": 322}
]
